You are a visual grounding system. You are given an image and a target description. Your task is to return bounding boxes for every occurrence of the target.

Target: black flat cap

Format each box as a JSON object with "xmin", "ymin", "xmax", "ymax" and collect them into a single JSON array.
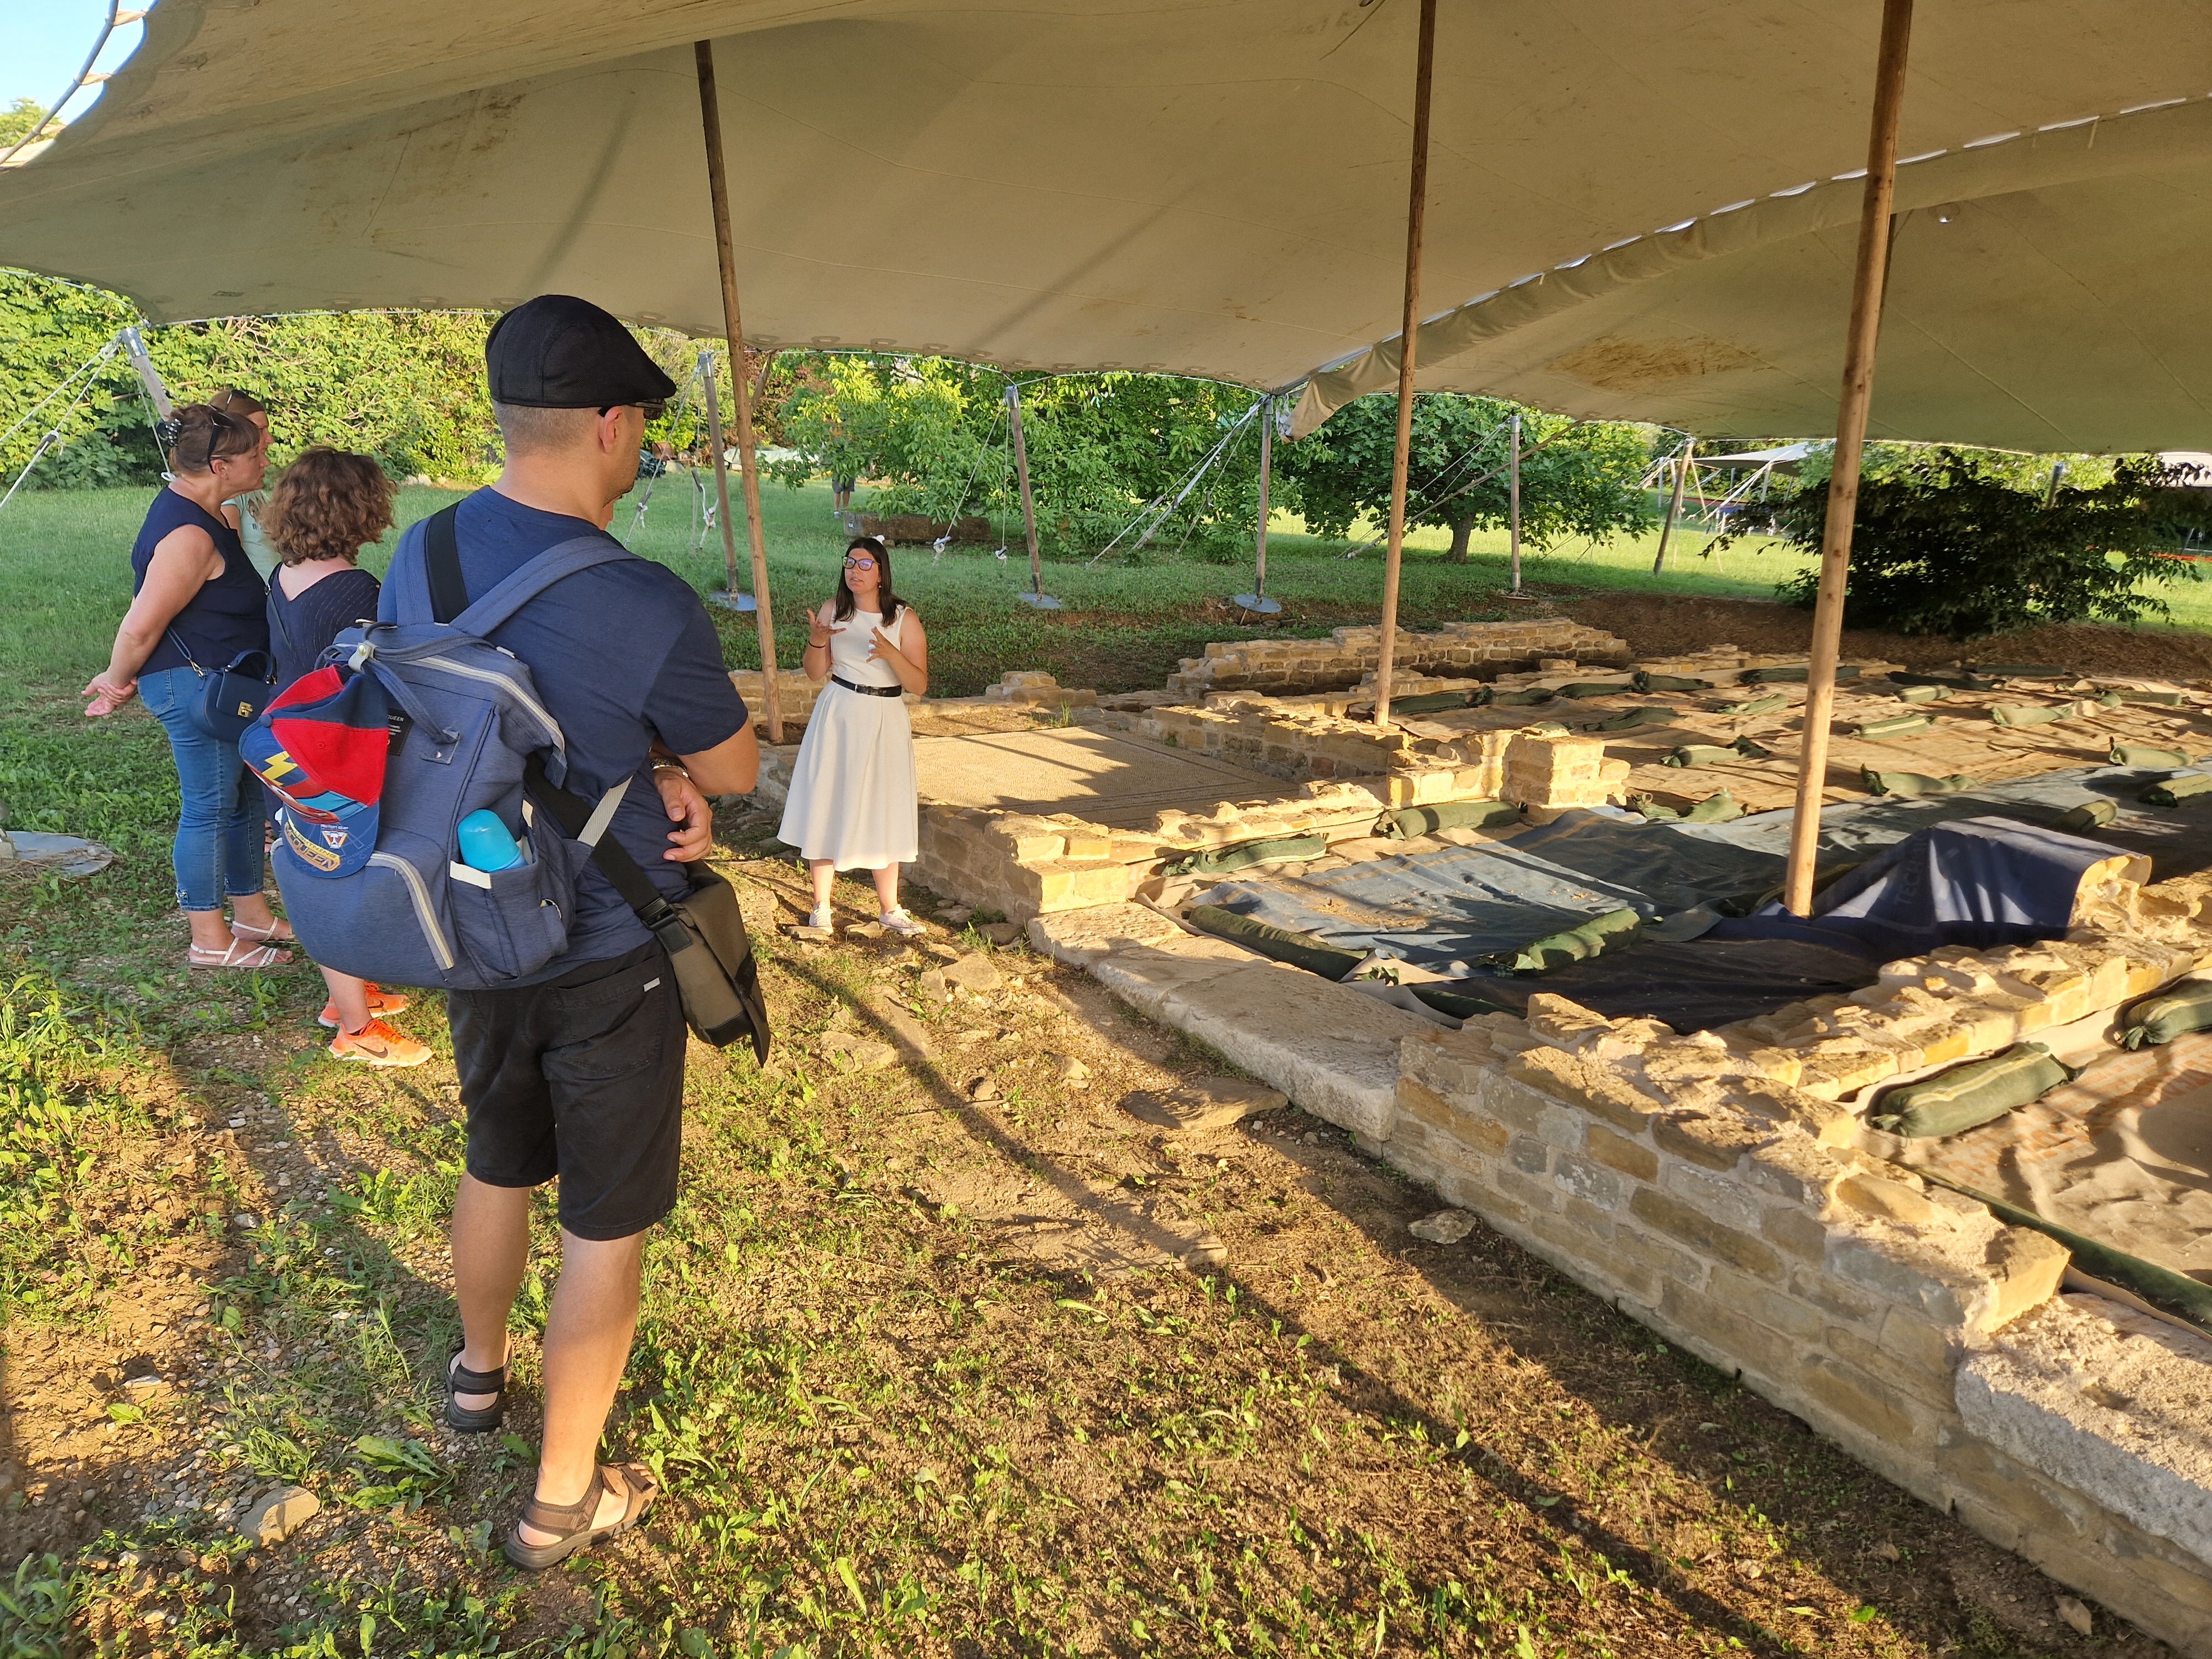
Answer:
[{"xmin": 486, "ymin": 294, "xmax": 677, "ymax": 408}]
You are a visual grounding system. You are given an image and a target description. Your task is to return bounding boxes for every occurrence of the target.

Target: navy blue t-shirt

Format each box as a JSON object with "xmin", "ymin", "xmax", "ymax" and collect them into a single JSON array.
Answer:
[{"xmin": 382, "ymin": 487, "xmax": 748, "ymax": 979}]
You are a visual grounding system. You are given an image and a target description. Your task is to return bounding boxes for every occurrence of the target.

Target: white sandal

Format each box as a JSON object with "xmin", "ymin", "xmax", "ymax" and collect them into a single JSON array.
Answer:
[
  {"xmin": 188, "ymin": 938, "xmax": 293, "ymax": 970},
  {"xmin": 229, "ymin": 917, "xmax": 295, "ymax": 945}
]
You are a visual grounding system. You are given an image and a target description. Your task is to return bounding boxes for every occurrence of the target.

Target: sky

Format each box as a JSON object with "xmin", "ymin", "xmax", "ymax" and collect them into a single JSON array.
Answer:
[{"xmin": 3, "ymin": 0, "xmax": 148, "ymax": 123}]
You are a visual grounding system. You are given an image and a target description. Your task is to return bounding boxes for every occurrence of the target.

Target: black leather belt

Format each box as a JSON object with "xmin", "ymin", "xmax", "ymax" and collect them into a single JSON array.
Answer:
[{"xmin": 830, "ymin": 674, "xmax": 903, "ymax": 698}]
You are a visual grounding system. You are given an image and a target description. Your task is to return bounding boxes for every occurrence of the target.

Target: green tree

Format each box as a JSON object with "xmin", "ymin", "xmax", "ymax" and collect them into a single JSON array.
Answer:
[
  {"xmin": 1281, "ymin": 393, "xmax": 1653, "ymax": 561},
  {"xmin": 766, "ymin": 354, "xmax": 1272, "ymax": 559},
  {"xmin": 1766, "ymin": 447, "xmax": 2209, "ymax": 637},
  {"xmin": 0, "ymin": 98, "xmax": 59, "ymax": 150}
]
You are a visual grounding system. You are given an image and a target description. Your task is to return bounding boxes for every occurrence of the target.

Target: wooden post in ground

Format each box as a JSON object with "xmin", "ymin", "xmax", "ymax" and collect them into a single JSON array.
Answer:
[
  {"xmin": 1005, "ymin": 382, "xmax": 1060, "ymax": 608},
  {"xmin": 1371, "ymin": 0, "xmax": 1439, "ymax": 731},
  {"xmin": 699, "ymin": 348, "xmax": 742, "ymax": 598},
  {"xmin": 1782, "ymin": 0, "xmax": 1914, "ymax": 914},
  {"xmin": 1651, "ymin": 437, "xmax": 1694, "ymax": 573},
  {"xmin": 1507, "ymin": 411, "xmax": 1523, "ymax": 593},
  {"xmin": 696, "ymin": 39, "xmax": 782, "ymax": 743}
]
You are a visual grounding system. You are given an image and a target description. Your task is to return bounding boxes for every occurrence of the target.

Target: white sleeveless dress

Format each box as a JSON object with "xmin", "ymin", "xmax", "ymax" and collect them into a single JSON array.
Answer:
[{"xmin": 776, "ymin": 606, "xmax": 919, "ymax": 869}]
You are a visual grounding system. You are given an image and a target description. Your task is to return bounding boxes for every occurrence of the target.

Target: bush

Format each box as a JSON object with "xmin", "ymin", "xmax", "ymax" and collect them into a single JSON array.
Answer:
[{"xmin": 1770, "ymin": 448, "xmax": 2212, "ymax": 637}]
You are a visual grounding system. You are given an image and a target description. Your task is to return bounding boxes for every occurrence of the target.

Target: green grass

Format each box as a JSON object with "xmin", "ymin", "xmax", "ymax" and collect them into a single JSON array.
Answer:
[{"xmin": 7, "ymin": 479, "xmax": 2208, "ymax": 706}]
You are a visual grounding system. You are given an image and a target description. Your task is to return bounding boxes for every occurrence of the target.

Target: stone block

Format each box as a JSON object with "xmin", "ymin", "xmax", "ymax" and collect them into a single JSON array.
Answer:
[
  {"xmin": 1507, "ymin": 1135, "xmax": 1552, "ymax": 1176},
  {"xmin": 1764, "ymin": 1203, "xmax": 1832, "ymax": 1265},
  {"xmin": 1658, "ymin": 1281, "xmax": 1798, "ymax": 1382},
  {"xmin": 1837, "ymin": 1171, "xmax": 1942, "ymax": 1228},
  {"xmin": 1981, "ymin": 1227, "xmax": 2069, "ymax": 1331},
  {"xmin": 1629, "ymin": 1187, "xmax": 1783, "ymax": 1282},
  {"xmin": 1790, "ymin": 1265, "xmax": 1885, "ymax": 1326},
  {"xmin": 1652, "ymin": 1112, "xmax": 1760, "ymax": 1172},
  {"xmin": 1607, "ymin": 1223, "xmax": 1709, "ymax": 1299},
  {"xmin": 1583, "ymin": 1123, "xmax": 1658, "ymax": 1183},
  {"xmin": 1794, "ymin": 1353, "xmax": 1947, "ymax": 1454},
  {"xmin": 1661, "ymin": 1161, "xmax": 1766, "ymax": 1233},
  {"xmin": 1494, "ymin": 1165, "xmax": 1561, "ymax": 1216},
  {"xmin": 1395, "ymin": 1077, "xmax": 1511, "ymax": 1155},
  {"xmin": 1826, "ymin": 1321, "xmax": 1959, "ymax": 1412},
  {"xmin": 1704, "ymin": 1264, "xmax": 1827, "ymax": 1343},
  {"xmin": 1553, "ymin": 1152, "xmax": 1626, "ymax": 1212}
]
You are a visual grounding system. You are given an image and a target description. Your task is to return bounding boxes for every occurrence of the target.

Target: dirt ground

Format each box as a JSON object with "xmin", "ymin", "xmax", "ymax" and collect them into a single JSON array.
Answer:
[
  {"xmin": 1559, "ymin": 591, "xmax": 2212, "ymax": 682},
  {"xmin": 0, "ymin": 802, "xmax": 2178, "ymax": 1656}
]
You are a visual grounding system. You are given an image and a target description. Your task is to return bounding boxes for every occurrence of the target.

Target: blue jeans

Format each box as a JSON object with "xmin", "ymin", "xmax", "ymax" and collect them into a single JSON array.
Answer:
[{"xmin": 140, "ymin": 666, "xmax": 267, "ymax": 913}]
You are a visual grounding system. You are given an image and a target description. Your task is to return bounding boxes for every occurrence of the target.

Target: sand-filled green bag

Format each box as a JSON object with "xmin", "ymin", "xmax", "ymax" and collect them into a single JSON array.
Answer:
[
  {"xmin": 1895, "ymin": 684, "xmax": 1948, "ymax": 705},
  {"xmin": 1989, "ymin": 702, "xmax": 2078, "ymax": 728},
  {"xmin": 1487, "ymin": 686, "xmax": 1555, "ymax": 707},
  {"xmin": 1868, "ymin": 1042, "xmax": 2073, "ymax": 1138},
  {"xmin": 1631, "ymin": 789, "xmax": 1741, "ymax": 824},
  {"xmin": 2118, "ymin": 979, "xmax": 2212, "ymax": 1049},
  {"xmin": 2052, "ymin": 799, "xmax": 2118, "ymax": 834},
  {"xmin": 2112, "ymin": 743, "xmax": 2192, "ymax": 769},
  {"xmin": 1386, "ymin": 690, "xmax": 1477, "ymax": 714},
  {"xmin": 1720, "ymin": 692, "xmax": 1791, "ymax": 716},
  {"xmin": 1634, "ymin": 672, "xmax": 1712, "ymax": 693},
  {"xmin": 1383, "ymin": 799, "xmax": 1521, "ymax": 840},
  {"xmin": 1742, "ymin": 664, "xmax": 1861, "ymax": 685},
  {"xmin": 1862, "ymin": 768, "xmax": 1981, "ymax": 797},
  {"xmin": 1496, "ymin": 906, "xmax": 1643, "ymax": 974},
  {"xmin": 2141, "ymin": 773, "xmax": 2212, "ymax": 807},
  {"xmin": 1584, "ymin": 705, "xmax": 1681, "ymax": 733},
  {"xmin": 1168, "ymin": 832, "xmax": 1327, "ymax": 878},
  {"xmin": 1854, "ymin": 712, "xmax": 1934, "ymax": 739},
  {"xmin": 1663, "ymin": 744, "xmax": 1736, "ymax": 769},
  {"xmin": 1553, "ymin": 681, "xmax": 1636, "ymax": 700}
]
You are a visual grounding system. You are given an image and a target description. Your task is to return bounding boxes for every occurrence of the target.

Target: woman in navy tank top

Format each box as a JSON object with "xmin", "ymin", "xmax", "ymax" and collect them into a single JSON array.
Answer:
[{"xmin": 84, "ymin": 395, "xmax": 295, "ymax": 969}]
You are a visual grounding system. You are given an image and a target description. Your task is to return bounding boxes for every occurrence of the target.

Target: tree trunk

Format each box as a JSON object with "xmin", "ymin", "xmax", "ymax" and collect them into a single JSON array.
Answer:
[{"xmin": 1447, "ymin": 517, "xmax": 1474, "ymax": 563}]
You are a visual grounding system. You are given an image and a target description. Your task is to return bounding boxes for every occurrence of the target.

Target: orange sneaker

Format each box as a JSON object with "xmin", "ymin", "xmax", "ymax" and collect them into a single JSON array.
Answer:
[
  {"xmin": 318, "ymin": 984, "xmax": 410, "ymax": 1028},
  {"xmin": 328, "ymin": 1019, "xmax": 432, "ymax": 1068}
]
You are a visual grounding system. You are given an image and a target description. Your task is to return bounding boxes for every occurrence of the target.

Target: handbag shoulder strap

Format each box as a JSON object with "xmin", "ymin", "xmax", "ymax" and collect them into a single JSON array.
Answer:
[
  {"xmin": 164, "ymin": 626, "xmax": 206, "ymax": 675},
  {"xmin": 522, "ymin": 753, "xmax": 688, "ymax": 946}
]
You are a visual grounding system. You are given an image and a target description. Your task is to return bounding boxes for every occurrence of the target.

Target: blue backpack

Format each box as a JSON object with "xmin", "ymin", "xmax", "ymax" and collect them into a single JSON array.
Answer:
[{"xmin": 253, "ymin": 506, "xmax": 634, "ymax": 990}]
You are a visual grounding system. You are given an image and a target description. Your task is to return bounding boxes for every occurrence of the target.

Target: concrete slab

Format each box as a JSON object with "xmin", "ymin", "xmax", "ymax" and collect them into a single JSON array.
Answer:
[
  {"xmin": 1956, "ymin": 1294, "xmax": 2212, "ymax": 1563},
  {"xmin": 916, "ymin": 728, "xmax": 1294, "ymax": 828},
  {"xmin": 1083, "ymin": 932, "xmax": 1430, "ymax": 1140}
]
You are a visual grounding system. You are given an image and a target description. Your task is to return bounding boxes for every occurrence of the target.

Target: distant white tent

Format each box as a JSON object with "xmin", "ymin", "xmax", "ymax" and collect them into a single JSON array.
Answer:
[{"xmin": 1699, "ymin": 444, "xmax": 1817, "ymax": 467}]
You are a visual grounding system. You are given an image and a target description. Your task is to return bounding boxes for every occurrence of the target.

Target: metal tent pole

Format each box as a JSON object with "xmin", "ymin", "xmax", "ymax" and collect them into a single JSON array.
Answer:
[
  {"xmin": 1782, "ymin": 0, "xmax": 1914, "ymax": 914},
  {"xmin": 1507, "ymin": 411, "xmax": 1524, "ymax": 595},
  {"xmin": 1371, "ymin": 0, "xmax": 1438, "ymax": 731},
  {"xmin": 1651, "ymin": 436, "xmax": 1694, "ymax": 574},
  {"xmin": 699, "ymin": 348, "xmax": 744, "ymax": 602},
  {"xmin": 1235, "ymin": 395, "xmax": 1282, "ymax": 614},
  {"xmin": 696, "ymin": 38, "xmax": 783, "ymax": 744},
  {"xmin": 1006, "ymin": 382, "xmax": 1061, "ymax": 609}
]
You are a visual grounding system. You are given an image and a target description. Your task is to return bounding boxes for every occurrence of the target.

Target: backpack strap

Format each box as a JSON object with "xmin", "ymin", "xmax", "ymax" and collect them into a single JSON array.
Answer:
[{"xmin": 389, "ymin": 502, "xmax": 638, "ymax": 630}]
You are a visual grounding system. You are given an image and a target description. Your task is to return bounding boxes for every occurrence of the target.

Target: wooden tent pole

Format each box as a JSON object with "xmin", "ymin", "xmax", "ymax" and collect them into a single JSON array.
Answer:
[
  {"xmin": 1006, "ymin": 382, "xmax": 1043, "ymax": 597},
  {"xmin": 1782, "ymin": 0, "xmax": 1914, "ymax": 915},
  {"xmin": 1254, "ymin": 396, "xmax": 1273, "ymax": 600},
  {"xmin": 1371, "ymin": 0, "xmax": 1438, "ymax": 732},
  {"xmin": 1506, "ymin": 411, "xmax": 1523, "ymax": 594},
  {"xmin": 696, "ymin": 39, "xmax": 782, "ymax": 745},
  {"xmin": 1651, "ymin": 436, "xmax": 1693, "ymax": 574}
]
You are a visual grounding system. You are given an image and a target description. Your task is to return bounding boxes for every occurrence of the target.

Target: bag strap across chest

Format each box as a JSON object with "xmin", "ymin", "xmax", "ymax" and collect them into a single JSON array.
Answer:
[{"xmin": 392, "ymin": 503, "xmax": 635, "ymax": 630}]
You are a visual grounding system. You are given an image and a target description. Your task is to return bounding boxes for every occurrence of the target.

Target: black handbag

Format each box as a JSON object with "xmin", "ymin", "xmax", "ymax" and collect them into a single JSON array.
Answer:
[{"xmin": 168, "ymin": 629, "xmax": 279, "ymax": 742}]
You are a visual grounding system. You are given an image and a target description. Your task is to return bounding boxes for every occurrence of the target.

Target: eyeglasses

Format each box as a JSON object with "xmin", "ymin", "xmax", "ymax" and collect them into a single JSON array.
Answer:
[
  {"xmin": 843, "ymin": 556, "xmax": 878, "ymax": 571},
  {"xmin": 602, "ymin": 400, "xmax": 670, "ymax": 422}
]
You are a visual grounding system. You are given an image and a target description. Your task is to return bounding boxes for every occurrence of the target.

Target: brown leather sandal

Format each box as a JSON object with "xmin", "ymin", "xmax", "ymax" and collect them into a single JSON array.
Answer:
[{"xmin": 502, "ymin": 1462, "xmax": 658, "ymax": 1572}]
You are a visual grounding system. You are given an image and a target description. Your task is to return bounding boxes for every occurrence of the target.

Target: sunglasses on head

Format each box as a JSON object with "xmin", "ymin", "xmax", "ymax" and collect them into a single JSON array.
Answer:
[{"xmin": 843, "ymin": 556, "xmax": 878, "ymax": 571}]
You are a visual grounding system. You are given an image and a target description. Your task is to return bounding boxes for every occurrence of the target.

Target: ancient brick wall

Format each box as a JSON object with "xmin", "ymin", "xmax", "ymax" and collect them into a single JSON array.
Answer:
[{"xmin": 1166, "ymin": 619, "xmax": 1631, "ymax": 697}]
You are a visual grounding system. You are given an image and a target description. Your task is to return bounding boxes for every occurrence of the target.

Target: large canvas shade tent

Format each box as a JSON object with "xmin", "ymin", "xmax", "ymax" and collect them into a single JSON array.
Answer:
[{"xmin": 9, "ymin": 0, "xmax": 2212, "ymax": 902}]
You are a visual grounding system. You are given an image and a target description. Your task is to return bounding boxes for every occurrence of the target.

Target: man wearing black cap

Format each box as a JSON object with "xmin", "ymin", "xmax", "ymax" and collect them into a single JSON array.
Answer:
[{"xmin": 384, "ymin": 294, "xmax": 758, "ymax": 1568}]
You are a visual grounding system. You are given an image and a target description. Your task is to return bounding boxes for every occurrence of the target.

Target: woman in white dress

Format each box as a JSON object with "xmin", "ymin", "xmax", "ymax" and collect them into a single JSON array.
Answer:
[{"xmin": 779, "ymin": 537, "xmax": 930, "ymax": 935}]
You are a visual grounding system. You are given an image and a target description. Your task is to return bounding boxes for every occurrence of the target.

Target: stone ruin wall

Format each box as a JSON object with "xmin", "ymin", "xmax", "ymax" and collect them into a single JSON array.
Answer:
[
  {"xmin": 1345, "ymin": 864, "xmax": 2212, "ymax": 1655},
  {"xmin": 1165, "ymin": 618, "xmax": 1632, "ymax": 697}
]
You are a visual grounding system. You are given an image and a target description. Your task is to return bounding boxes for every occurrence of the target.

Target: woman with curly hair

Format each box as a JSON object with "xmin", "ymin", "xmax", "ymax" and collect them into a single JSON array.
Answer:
[{"xmin": 260, "ymin": 447, "xmax": 430, "ymax": 1068}]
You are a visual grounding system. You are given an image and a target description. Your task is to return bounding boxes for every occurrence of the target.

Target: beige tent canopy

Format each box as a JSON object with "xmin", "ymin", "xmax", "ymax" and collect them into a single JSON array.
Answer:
[{"xmin": 6, "ymin": 0, "xmax": 2212, "ymax": 454}]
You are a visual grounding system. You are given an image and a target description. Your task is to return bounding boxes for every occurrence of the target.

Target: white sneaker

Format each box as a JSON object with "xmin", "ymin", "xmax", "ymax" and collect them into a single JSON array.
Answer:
[
  {"xmin": 880, "ymin": 908, "xmax": 927, "ymax": 938},
  {"xmin": 806, "ymin": 905, "xmax": 834, "ymax": 932}
]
